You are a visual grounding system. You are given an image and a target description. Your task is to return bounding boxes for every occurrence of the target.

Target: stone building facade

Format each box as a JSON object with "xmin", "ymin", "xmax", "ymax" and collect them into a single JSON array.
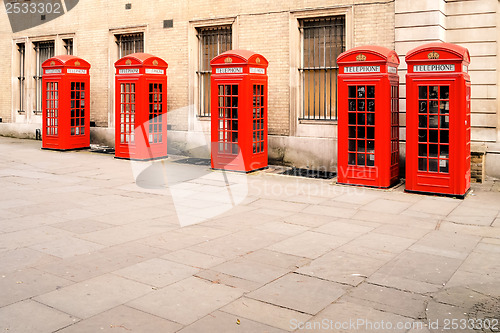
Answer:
[{"xmin": 0, "ymin": 0, "xmax": 498, "ymax": 177}]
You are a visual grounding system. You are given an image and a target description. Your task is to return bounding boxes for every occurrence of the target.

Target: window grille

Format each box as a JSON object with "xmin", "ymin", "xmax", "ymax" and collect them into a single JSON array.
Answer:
[
  {"xmin": 63, "ymin": 38, "xmax": 73, "ymax": 55},
  {"xmin": 117, "ymin": 33, "xmax": 144, "ymax": 58},
  {"xmin": 299, "ymin": 16, "xmax": 345, "ymax": 120},
  {"xmin": 34, "ymin": 41, "xmax": 55, "ymax": 114},
  {"xmin": 196, "ymin": 26, "xmax": 232, "ymax": 117},
  {"xmin": 17, "ymin": 43, "xmax": 25, "ymax": 113}
]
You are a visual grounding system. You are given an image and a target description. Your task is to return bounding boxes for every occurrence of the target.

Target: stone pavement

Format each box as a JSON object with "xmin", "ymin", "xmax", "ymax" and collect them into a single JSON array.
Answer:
[{"xmin": 0, "ymin": 136, "xmax": 499, "ymax": 333}]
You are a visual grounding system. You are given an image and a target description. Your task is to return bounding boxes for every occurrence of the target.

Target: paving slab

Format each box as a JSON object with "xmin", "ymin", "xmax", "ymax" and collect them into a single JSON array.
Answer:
[
  {"xmin": 50, "ymin": 218, "xmax": 114, "ymax": 234},
  {"xmin": 112, "ymin": 258, "xmax": 200, "ymax": 288},
  {"xmin": 177, "ymin": 310, "xmax": 287, "ymax": 333},
  {"xmin": 190, "ymin": 228, "xmax": 288, "ymax": 259},
  {"xmin": 313, "ymin": 218, "xmax": 375, "ymax": 238},
  {"xmin": 161, "ymin": 249, "xmax": 227, "ymax": 269},
  {"xmin": 374, "ymin": 250, "xmax": 464, "ymax": 288},
  {"xmin": 307, "ymin": 300, "xmax": 415, "ymax": 333},
  {"xmin": 409, "ymin": 231, "xmax": 480, "ymax": 259},
  {"xmin": 127, "ymin": 276, "xmax": 244, "ymax": 325},
  {"xmin": 367, "ymin": 272, "xmax": 443, "ymax": 294},
  {"xmin": 221, "ymin": 297, "xmax": 312, "ymax": 332},
  {"xmin": 56, "ymin": 305, "xmax": 182, "ymax": 333},
  {"xmin": 242, "ymin": 249, "xmax": 311, "ymax": 270},
  {"xmin": 406, "ymin": 197, "xmax": 461, "ymax": 216},
  {"xmin": 344, "ymin": 283, "xmax": 428, "ymax": 319},
  {"xmin": 29, "ymin": 236, "xmax": 107, "ymax": 258},
  {"xmin": 35, "ymin": 242, "xmax": 166, "ymax": 282},
  {"xmin": 301, "ymin": 204, "xmax": 357, "ymax": 219},
  {"xmin": 0, "ymin": 300, "xmax": 78, "ymax": 333},
  {"xmin": 344, "ymin": 232, "xmax": 417, "ymax": 254},
  {"xmin": 195, "ymin": 269, "xmax": 263, "ymax": 292},
  {"xmin": 282, "ymin": 212, "xmax": 335, "ymax": 228},
  {"xmin": 360, "ymin": 198, "xmax": 413, "ymax": 214},
  {"xmin": 0, "ymin": 268, "xmax": 73, "ymax": 307},
  {"xmin": 296, "ymin": 250, "xmax": 388, "ymax": 286},
  {"xmin": 247, "ymin": 273, "xmax": 346, "ymax": 315},
  {"xmin": 267, "ymin": 231, "xmax": 350, "ymax": 259},
  {"xmin": 34, "ymin": 273, "xmax": 153, "ymax": 319},
  {"xmin": 211, "ymin": 257, "xmax": 290, "ymax": 284},
  {"xmin": 0, "ymin": 247, "xmax": 59, "ymax": 273}
]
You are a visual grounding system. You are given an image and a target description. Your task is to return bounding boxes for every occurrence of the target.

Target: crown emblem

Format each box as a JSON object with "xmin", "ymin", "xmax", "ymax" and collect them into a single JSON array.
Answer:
[
  {"xmin": 256, "ymin": 57, "xmax": 261, "ymax": 64},
  {"xmin": 50, "ymin": 61, "xmax": 55, "ymax": 66},
  {"xmin": 428, "ymin": 51, "xmax": 439, "ymax": 59},
  {"xmin": 224, "ymin": 57, "xmax": 232, "ymax": 63},
  {"xmin": 126, "ymin": 59, "xmax": 132, "ymax": 65},
  {"xmin": 356, "ymin": 54, "xmax": 366, "ymax": 61},
  {"xmin": 153, "ymin": 60, "xmax": 158, "ymax": 66},
  {"xmin": 74, "ymin": 61, "xmax": 80, "ymax": 66}
]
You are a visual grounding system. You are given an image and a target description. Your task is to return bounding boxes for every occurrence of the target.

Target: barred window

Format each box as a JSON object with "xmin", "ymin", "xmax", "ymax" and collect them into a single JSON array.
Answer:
[
  {"xmin": 34, "ymin": 41, "xmax": 55, "ymax": 114},
  {"xmin": 17, "ymin": 43, "xmax": 25, "ymax": 114},
  {"xmin": 196, "ymin": 26, "xmax": 232, "ymax": 117},
  {"xmin": 117, "ymin": 33, "xmax": 144, "ymax": 58},
  {"xmin": 63, "ymin": 38, "xmax": 73, "ymax": 55},
  {"xmin": 299, "ymin": 16, "xmax": 345, "ymax": 120}
]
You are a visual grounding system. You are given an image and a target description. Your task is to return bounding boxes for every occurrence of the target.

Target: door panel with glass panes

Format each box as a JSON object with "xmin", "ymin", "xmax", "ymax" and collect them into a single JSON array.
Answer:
[
  {"xmin": 417, "ymin": 85, "xmax": 450, "ymax": 174},
  {"xmin": 347, "ymin": 85, "xmax": 376, "ymax": 168}
]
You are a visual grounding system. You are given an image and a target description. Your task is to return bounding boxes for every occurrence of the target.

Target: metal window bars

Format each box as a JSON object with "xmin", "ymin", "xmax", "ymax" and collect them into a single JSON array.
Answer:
[
  {"xmin": 34, "ymin": 41, "xmax": 54, "ymax": 114},
  {"xmin": 196, "ymin": 26, "xmax": 232, "ymax": 117},
  {"xmin": 117, "ymin": 33, "xmax": 144, "ymax": 58},
  {"xmin": 17, "ymin": 43, "xmax": 25, "ymax": 114},
  {"xmin": 299, "ymin": 16, "xmax": 345, "ymax": 120},
  {"xmin": 63, "ymin": 38, "xmax": 73, "ymax": 55}
]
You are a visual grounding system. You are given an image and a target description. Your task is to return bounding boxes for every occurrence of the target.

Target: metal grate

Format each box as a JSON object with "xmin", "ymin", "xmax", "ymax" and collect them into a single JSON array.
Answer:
[
  {"xmin": 34, "ymin": 41, "xmax": 55, "ymax": 114},
  {"xmin": 196, "ymin": 26, "xmax": 232, "ymax": 117},
  {"xmin": 117, "ymin": 33, "xmax": 144, "ymax": 58},
  {"xmin": 299, "ymin": 16, "xmax": 345, "ymax": 120},
  {"xmin": 63, "ymin": 38, "xmax": 73, "ymax": 55},
  {"xmin": 17, "ymin": 43, "xmax": 25, "ymax": 113}
]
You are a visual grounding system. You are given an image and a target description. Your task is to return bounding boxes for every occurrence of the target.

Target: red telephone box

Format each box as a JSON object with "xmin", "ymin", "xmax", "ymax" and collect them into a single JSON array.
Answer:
[
  {"xmin": 114, "ymin": 53, "xmax": 168, "ymax": 160},
  {"xmin": 405, "ymin": 43, "xmax": 471, "ymax": 197},
  {"xmin": 210, "ymin": 50, "xmax": 268, "ymax": 172},
  {"xmin": 337, "ymin": 46, "xmax": 400, "ymax": 188},
  {"xmin": 42, "ymin": 55, "xmax": 90, "ymax": 150}
]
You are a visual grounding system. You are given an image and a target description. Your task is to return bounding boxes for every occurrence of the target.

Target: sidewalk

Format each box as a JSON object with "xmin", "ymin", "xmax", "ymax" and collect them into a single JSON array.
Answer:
[{"xmin": 0, "ymin": 136, "xmax": 499, "ymax": 333}]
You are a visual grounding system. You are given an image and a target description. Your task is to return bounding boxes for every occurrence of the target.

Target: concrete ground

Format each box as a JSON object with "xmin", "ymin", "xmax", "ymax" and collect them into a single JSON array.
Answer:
[{"xmin": 0, "ymin": 136, "xmax": 499, "ymax": 333}]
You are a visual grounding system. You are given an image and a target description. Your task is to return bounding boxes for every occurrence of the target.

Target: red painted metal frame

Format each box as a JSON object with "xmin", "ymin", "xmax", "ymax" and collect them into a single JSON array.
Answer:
[
  {"xmin": 114, "ymin": 53, "xmax": 168, "ymax": 160},
  {"xmin": 42, "ymin": 55, "xmax": 91, "ymax": 150},
  {"xmin": 405, "ymin": 43, "xmax": 471, "ymax": 197},
  {"xmin": 337, "ymin": 46, "xmax": 400, "ymax": 188},
  {"xmin": 210, "ymin": 50, "xmax": 269, "ymax": 172}
]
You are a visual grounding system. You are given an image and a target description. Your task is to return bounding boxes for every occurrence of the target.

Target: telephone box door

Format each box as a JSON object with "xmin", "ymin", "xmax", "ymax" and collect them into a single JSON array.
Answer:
[{"xmin": 405, "ymin": 43, "xmax": 470, "ymax": 197}]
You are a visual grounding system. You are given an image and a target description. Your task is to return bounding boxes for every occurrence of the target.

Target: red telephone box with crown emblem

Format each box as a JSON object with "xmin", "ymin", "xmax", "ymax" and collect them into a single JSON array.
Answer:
[
  {"xmin": 42, "ymin": 55, "xmax": 91, "ymax": 150},
  {"xmin": 114, "ymin": 53, "xmax": 168, "ymax": 160},
  {"xmin": 337, "ymin": 46, "xmax": 400, "ymax": 188},
  {"xmin": 210, "ymin": 50, "xmax": 268, "ymax": 172},
  {"xmin": 405, "ymin": 43, "xmax": 471, "ymax": 198}
]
